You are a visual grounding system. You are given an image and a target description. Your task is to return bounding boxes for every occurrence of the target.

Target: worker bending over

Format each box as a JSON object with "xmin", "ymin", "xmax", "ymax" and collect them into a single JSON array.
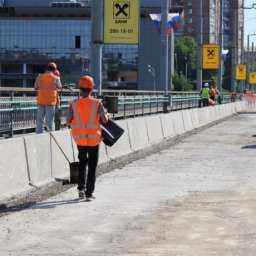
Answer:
[{"xmin": 67, "ymin": 75, "xmax": 109, "ymax": 200}]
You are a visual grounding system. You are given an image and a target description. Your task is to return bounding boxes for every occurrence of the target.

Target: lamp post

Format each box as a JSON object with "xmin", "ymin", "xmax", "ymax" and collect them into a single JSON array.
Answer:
[
  {"xmin": 147, "ymin": 64, "xmax": 156, "ymax": 91},
  {"xmin": 246, "ymin": 33, "xmax": 256, "ymax": 89}
]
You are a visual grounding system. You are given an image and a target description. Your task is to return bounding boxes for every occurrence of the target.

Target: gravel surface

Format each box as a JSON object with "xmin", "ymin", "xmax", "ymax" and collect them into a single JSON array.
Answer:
[{"xmin": 1, "ymin": 114, "xmax": 256, "ymax": 255}]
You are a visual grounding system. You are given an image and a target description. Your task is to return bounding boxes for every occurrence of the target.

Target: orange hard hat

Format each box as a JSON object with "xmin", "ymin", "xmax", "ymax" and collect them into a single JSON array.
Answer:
[
  {"xmin": 79, "ymin": 75, "xmax": 95, "ymax": 89},
  {"xmin": 48, "ymin": 62, "xmax": 57, "ymax": 70}
]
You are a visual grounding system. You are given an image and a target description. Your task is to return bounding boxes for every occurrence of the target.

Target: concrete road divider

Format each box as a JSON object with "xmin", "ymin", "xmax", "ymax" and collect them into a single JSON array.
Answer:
[
  {"xmin": 172, "ymin": 111, "xmax": 185, "ymax": 135},
  {"xmin": 182, "ymin": 109, "xmax": 194, "ymax": 131},
  {"xmin": 145, "ymin": 115, "xmax": 164, "ymax": 144},
  {"xmin": 106, "ymin": 120, "xmax": 132, "ymax": 160},
  {"xmin": 0, "ymin": 138, "xmax": 31, "ymax": 202},
  {"xmin": 99, "ymin": 144, "xmax": 109, "ymax": 165},
  {"xmin": 160, "ymin": 113, "xmax": 176, "ymax": 139},
  {"xmin": 127, "ymin": 117, "xmax": 149, "ymax": 151},
  {"xmin": 50, "ymin": 130, "xmax": 74, "ymax": 180},
  {"xmin": 24, "ymin": 133, "xmax": 52, "ymax": 187},
  {"xmin": 190, "ymin": 108, "xmax": 200, "ymax": 128}
]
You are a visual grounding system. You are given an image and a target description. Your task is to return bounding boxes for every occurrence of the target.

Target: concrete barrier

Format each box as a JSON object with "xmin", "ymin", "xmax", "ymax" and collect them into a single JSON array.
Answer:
[
  {"xmin": 99, "ymin": 144, "xmax": 109, "ymax": 165},
  {"xmin": 24, "ymin": 133, "xmax": 52, "ymax": 187},
  {"xmin": 172, "ymin": 111, "xmax": 185, "ymax": 135},
  {"xmin": 160, "ymin": 113, "xmax": 176, "ymax": 138},
  {"xmin": 182, "ymin": 109, "xmax": 194, "ymax": 131},
  {"xmin": 127, "ymin": 117, "xmax": 149, "ymax": 151},
  {"xmin": 1, "ymin": 102, "xmax": 248, "ymax": 201},
  {"xmin": 106, "ymin": 120, "xmax": 132, "ymax": 160},
  {"xmin": 0, "ymin": 138, "xmax": 31, "ymax": 201},
  {"xmin": 145, "ymin": 115, "xmax": 164, "ymax": 144},
  {"xmin": 190, "ymin": 108, "xmax": 200, "ymax": 128},
  {"xmin": 50, "ymin": 130, "xmax": 74, "ymax": 179}
]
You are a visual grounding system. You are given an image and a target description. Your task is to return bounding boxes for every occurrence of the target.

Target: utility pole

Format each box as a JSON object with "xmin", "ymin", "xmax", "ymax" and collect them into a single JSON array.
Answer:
[
  {"xmin": 160, "ymin": 0, "xmax": 169, "ymax": 94},
  {"xmin": 196, "ymin": 0, "xmax": 203, "ymax": 91},
  {"xmin": 217, "ymin": 0, "xmax": 223, "ymax": 94},
  {"xmin": 231, "ymin": 0, "xmax": 238, "ymax": 92},
  {"xmin": 91, "ymin": 0, "xmax": 103, "ymax": 96},
  {"xmin": 247, "ymin": 35, "xmax": 250, "ymax": 89}
]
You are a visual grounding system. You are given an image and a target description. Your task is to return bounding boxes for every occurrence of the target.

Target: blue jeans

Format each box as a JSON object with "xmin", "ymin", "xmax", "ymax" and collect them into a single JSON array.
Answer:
[{"xmin": 36, "ymin": 105, "xmax": 55, "ymax": 134}]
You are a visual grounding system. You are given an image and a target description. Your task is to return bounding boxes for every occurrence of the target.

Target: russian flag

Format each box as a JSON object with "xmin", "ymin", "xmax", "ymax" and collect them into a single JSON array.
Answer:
[{"xmin": 149, "ymin": 13, "xmax": 180, "ymax": 34}]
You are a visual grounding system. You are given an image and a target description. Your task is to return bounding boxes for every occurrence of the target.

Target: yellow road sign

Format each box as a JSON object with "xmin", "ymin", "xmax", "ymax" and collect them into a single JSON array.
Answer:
[
  {"xmin": 104, "ymin": 0, "xmax": 139, "ymax": 44},
  {"xmin": 236, "ymin": 64, "xmax": 246, "ymax": 80},
  {"xmin": 249, "ymin": 72, "xmax": 256, "ymax": 84},
  {"xmin": 203, "ymin": 44, "xmax": 219, "ymax": 70}
]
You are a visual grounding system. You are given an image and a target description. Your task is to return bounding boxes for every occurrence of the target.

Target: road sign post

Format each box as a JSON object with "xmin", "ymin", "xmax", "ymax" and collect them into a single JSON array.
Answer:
[
  {"xmin": 104, "ymin": 0, "xmax": 139, "ymax": 44},
  {"xmin": 203, "ymin": 44, "xmax": 220, "ymax": 70},
  {"xmin": 91, "ymin": 0, "xmax": 104, "ymax": 96},
  {"xmin": 236, "ymin": 64, "xmax": 246, "ymax": 81},
  {"xmin": 249, "ymin": 72, "xmax": 256, "ymax": 85}
]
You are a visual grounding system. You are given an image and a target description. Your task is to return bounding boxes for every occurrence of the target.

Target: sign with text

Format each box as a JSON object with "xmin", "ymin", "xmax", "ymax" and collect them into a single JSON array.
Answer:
[
  {"xmin": 104, "ymin": 0, "xmax": 139, "ymax": 44},
  {"xmin": 203, "ymin": 44, "xmax": 219, "ymax": 70},
  {"xmin": 249, "ymin": 72, "xmax": 256, "ymax": 84},
  {"xmin": 236, "ymin": 64, "xmax": 246, "ymax": 81}
]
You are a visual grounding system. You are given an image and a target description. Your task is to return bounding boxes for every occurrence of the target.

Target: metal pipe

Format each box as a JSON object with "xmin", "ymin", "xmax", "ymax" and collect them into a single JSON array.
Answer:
[
  {"xmin": 160, "ymin": 0, "xmax": 169, "ymax": 94},
  {"xmin": 91, "ymin": 0, "xmax": 103, "ymax": 97},
  {"xmin": 217, "ymin": 0, "xmax": 223, "ymax": 94},
  {"xmin": 196, "ymin": 0, "xmax": 203, "ymax": 91}
]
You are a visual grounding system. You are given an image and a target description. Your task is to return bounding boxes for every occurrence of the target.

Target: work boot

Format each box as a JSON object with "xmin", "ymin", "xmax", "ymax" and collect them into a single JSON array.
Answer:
[
  {"xmin": 78, "ymin": 190, "xmax": 85, "ymax": 199},
  {"xmin": 86, "ymin": 194, "xmax": 96, "ymax": 201}
]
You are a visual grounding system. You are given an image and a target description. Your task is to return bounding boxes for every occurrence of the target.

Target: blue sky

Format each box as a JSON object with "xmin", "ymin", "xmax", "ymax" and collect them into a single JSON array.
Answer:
[{"xmin": 245, "ymin": 0, "xmax": 256, "ymax": 44}]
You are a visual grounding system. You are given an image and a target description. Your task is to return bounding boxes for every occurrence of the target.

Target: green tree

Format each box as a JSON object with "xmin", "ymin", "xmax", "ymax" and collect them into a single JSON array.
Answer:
[{"xmin": 174, "ymin": 36, "xmax": 197, "ymax": 83}]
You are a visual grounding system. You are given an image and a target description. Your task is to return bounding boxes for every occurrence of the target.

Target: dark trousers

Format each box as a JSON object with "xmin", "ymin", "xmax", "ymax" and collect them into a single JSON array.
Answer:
[
  {"xmin": 77, "ymin": 145, "xmax": 99, "ymax": 196},
  {"xmin": 202, "ymin": 98, "xmax": 209, "ymax": 107}
]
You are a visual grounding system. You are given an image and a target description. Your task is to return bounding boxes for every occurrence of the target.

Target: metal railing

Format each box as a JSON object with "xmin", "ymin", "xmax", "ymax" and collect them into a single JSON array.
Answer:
[{"xmin": 0, "ymin": 87, "xmax": 235, "ymax": 137}]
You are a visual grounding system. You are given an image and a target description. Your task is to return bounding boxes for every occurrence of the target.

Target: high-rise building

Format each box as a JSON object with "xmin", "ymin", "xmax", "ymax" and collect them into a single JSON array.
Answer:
[
  {"xmin": 183, "ymin": 0, "xmax": 220, "ymax": 44},
  {"xmin": 0, "ymin": 0, "xmax": 183, "ymax": 91}
]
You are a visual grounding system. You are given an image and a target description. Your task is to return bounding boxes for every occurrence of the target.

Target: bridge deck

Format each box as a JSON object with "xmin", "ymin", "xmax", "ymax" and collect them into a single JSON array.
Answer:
[{"xmin": 1, "ymin": 114, "xmax": 256, "ymax": 255}]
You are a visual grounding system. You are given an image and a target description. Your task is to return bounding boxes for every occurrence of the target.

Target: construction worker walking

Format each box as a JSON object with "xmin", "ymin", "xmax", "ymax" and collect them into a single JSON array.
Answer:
[
  {"xmin": 67, "ymin": 75, "xmax": 109, "ymax": 200},
  {"xmin": 34, "ymin": 63, "xmax": 62, "ymax": 133}
]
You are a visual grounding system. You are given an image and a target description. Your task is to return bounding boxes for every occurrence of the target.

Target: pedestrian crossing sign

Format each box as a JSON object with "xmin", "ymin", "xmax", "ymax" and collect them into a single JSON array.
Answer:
[
  {"xmin": 236, "ymin": 64, "xmax": 246, "ymax": 81},
  {"xmin": 203, "ymin": 44, "xmax": 219, "ymax": 70},
  {"xmin": 104, "ymin": 0, "xmax": 139, "ymax": 44},
  {"xmin": 249, "ymin": 72, "xmax": 256, "ymax": 84}
]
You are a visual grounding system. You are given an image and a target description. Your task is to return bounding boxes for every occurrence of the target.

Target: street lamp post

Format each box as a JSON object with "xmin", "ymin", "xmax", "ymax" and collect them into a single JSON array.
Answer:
[
  {"xmin": 147, "ymin": 64, "xmax": 156, "ymax": 91},
  {"xmin": 246, "ymin": 33, "xmax": 256, "ymax": 89}
]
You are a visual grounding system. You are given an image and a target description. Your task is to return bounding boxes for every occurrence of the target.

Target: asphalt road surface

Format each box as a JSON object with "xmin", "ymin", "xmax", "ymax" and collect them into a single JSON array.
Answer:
[{"xmin": 1, "ymin": 114, "xmax": 256, "ymax": 256}]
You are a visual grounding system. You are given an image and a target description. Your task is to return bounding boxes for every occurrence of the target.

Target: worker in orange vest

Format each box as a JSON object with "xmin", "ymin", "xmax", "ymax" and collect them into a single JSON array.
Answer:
[
  {"xmin": 34, "ymin": 63, "xmax": 62, "ymax": 133},
  {"xmin": 67, "ymin": 75, "xmax": 109, "ymax": 200}
]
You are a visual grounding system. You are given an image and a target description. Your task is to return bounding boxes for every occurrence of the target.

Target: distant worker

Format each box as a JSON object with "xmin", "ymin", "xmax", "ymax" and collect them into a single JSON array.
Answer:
[
  {"xmin": 200, "ymin": 82, "xmax": 210, "ymax": 107},
  {"xmin": 67, "ymin": 75, "xmax": 109, "ymax": 201},
  {"xmin": 34, "ymin": 63, "xmax": 62, "ymax": 133},
  {"xmin": 209, "ymin": 84, "xmax": 220, "ymax": 105}
]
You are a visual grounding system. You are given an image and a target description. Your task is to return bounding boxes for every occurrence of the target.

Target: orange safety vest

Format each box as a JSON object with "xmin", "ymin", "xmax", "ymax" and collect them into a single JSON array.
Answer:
[
  {"xmin": 37, "ymin": 73, "xmax": 59, "ymax": 106},
  {"xmin": 70, "ymin": 97, "xmax": 102, "ymax": 147}
]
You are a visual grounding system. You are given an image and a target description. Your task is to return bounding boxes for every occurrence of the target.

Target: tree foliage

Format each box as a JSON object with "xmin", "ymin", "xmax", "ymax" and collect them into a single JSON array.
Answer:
[{"xmin": 174, "ymin": 36, "xmax": 197, "ymax": 81}]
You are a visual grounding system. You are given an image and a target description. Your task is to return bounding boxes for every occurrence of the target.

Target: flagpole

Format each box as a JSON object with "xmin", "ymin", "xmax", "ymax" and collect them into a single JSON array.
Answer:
[{"xmin": 160, "ymin": 0, "xmax": 169, "ymax": 96}]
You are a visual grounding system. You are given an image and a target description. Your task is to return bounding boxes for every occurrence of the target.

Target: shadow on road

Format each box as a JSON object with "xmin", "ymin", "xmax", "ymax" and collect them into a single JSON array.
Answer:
[
  {"xmin": 31, "ymin": 198, "xmax": 84, "ymax": 210},
  {"xmin": 242, "ymin": 145, "xmax": 256, "ymax": 149}
]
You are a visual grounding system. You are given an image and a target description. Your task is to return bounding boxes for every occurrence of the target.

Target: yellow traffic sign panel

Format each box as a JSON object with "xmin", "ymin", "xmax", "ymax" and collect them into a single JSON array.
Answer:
[
  {"xmin": 104, "ymin": 0, "xmax": 139, "ymax": 44},
  {"xmin": 236, "ymin": 64, "xmax": 246, "ymax": 80},
  {"xmin": 249, "ymin": 72, "xmax": 256, "ymax": 84},
  {"xmin": 203, "ymin": 44, "xmax": 219, "ymax": 70}
]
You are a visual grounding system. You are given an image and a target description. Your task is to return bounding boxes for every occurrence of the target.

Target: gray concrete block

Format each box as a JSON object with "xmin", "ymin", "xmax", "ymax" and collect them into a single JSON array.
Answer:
[
  {"xmin": 50, "ymin": 130, "xmax": 74, "ymax": 180},
  {"xmin": 127, "ymin": 117, "xmax": 149, "ymax": 151},
  {"xmin": 24, "ymin": 133, "xmax": 52, "ymax": 187},
  {"xmin": 106, "ymin": 120, "xmax": 132, "ymax": 160},
  {"xmin": 0, "ymin": 138, "xmax": 30, "ymax": 201},
  {"xmin": 160, "ymin": 113, "xmax": 176, "ymax": 139},
  {"xmin": 145, "ymin": 115, "xmax": 164, "ymax": 144}
]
